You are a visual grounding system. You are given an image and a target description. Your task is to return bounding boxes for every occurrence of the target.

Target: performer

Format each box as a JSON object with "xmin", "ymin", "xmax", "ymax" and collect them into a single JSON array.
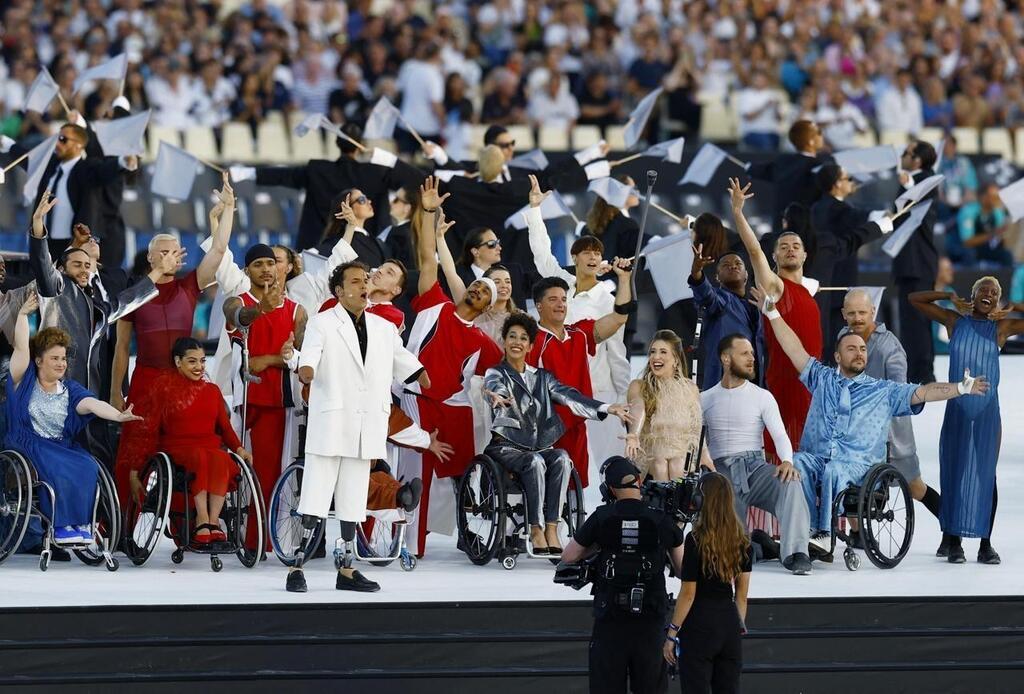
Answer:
[
  {"xmin": 527, "ymin": 258, "xmax": 634, "ymax": 488},
  {"xmin": 623, "ymin": 330, "xmax": 711, "ymax": 481},
  {"xmin": 112, "ymin": 176, "xmax": 234, "ymax": 498},
  {"xmin": 5, "ymin": 292, "xmax": 141, "ymax": 545},
  {"xmin": 123, "ymin": 337, "xmax": 252, "ymax": 545},
  {"xmin": 761, "ymin": 291, "xmax": 988, "ymax": 540},
  {"xmin": 223, "ymin": 244, "xmax": 307, "ymax": 546},
  {"xmin": 729, "ymin": 178, "xmax": 822, "ymax": 458},
  {"xmin": 316, "ymin": 188, "xmax": 390, "ymax": 269},
  {"xmin": 401, "ymin": 177, "xmax": 503, "ymax": 556},
  {"xmin": 482, "ymin": 313, "xmax": 628, "ymax": 554},
  {"xmin": 839, "ymin": 289, "xmax": 943, "ymax": 526},
  {"xmin": 910, "ymin": 278, "xmax": 1024, "ymax": 564},
  {"xmin": 286, "ymin": 260, "xmax": 427, "ymax": 593}
]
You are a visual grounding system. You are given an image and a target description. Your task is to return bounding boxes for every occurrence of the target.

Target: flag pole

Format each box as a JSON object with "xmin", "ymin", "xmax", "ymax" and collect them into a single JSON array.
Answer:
[
  {"xmin": 630, "ymin": 170, "xmax": 658, "ymax": 298},
  {"xmin": 610, "ymin": 153, "xmax": 644, "ymax": 167},
  {"xmin": 818, "ymin": 286, "xmax": 850, "ymax": 292},
  {"xmin": 891, "ymin": 197, "xmax": 919, "ymax": 221},
  {"xmin": 55, "ymin": 90, "xmax": 72, "ymax": 118},
  {"xmin": 196, "ymin": 156, "xmax": 225, "ymax": 174},
  {"xmin": 399, "ymin": 117, "xmax": 427, "ymax": 149},
  {"xmin": 725, "ymin": 152, "xmax": 748, "ymax": 169},
  {"xmin": 2, "ymin": 151, "xmax": 30, "ymax": 173},
  {"xmin": 651, "ymin": 201, "xmax": 684, "ymax": 224}
]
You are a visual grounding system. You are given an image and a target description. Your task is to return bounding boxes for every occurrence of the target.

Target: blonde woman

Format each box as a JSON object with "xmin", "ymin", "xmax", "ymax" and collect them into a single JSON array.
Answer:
[{"xmin": 623, "ymin": 330, "xmax": 711, "ymax": 480}]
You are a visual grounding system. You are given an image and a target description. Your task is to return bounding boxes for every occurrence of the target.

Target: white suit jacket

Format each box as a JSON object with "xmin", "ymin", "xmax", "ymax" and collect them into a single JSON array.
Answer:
[{"xmin": 300, "ymin": 306, "xmax": 423, "ymax": 459}]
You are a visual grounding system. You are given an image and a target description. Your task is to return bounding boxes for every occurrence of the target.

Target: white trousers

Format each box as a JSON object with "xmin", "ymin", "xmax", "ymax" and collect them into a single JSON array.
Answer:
[{"xmin": 297, "ymin": 453, "xmax": 371, "ymax": 522}]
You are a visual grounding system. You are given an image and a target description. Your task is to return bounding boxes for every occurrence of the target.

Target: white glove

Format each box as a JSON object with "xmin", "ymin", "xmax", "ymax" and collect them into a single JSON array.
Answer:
[
  {"xmin": 957, "ymin": 368, "xmax": 976, "ymax": 395},
  {"xmin": 0, "ymin": 135, "xmax": 14, "ymax": 154},
  {"xmin": 370, "ymin": 147, "xmax": 398, "ymax": 168},
  {"xmin": 574, "ymin": 140, "xmax": 606, "ymax": 166},
  {"xmin": 229, "ymin": 165, "xmax": 256, "ymax": 182},
  {"xmin": 761, "ymin": 294, "xmax": 781, "ymax": 320},
  {"xmin": 424, "ymin": 140, "xmax": 449, "ymax": 166},
  {"xmin": 584, "ymin": 160, "xmax": 611, "ymax": 181},
  {"xmin": 868, "ymin": 209, "xmax": 894, "ymax": 234},
  {"xmin": 574, "ymin": 220, "xmax": 587, "ymax": 236}
]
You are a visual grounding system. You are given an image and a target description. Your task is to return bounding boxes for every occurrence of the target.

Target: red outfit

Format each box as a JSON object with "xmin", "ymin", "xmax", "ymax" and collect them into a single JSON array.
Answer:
[
  {"xmin": 527, "ymin": 320, "xmax": 597, "ymax": 486},
  {"xmin": 763, "ymin": 277, "xmax": 822, "ymax": 459},
  {"xmin": 406, "ymin": 282, "xmax": 502, "ymax": 553},
  {"xmin": 319, "ymin": 297, "xmax": 405, "ymax": 332},
  {"xmin": 115, "ymin": 271, "xmax": 203, "ymax": 498}
]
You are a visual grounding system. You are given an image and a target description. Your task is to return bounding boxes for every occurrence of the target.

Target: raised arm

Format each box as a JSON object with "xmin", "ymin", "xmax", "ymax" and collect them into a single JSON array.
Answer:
[
  {"xmin": 196, "ymin": 174, "xmax": 235, "ymax": 289},
  {"xmin": 416, "ymin": 176, "xmax": 449, "ymax": 295},
  {"xmin": 728, "ymin": 178, "xmax": 783, "ymax": 300},
  {"xmin": 525, "ymin": 175, "xmax": 575, "ymax": 283},
  {"xmin": 434, "ymin": 209, "xmax": 465, "ymax": 303},
  {"xmin": 908, "ymin": 290, "xmax": 963, "ymax": 335},
  {"xmin": 911, "ymin": 372, "xmax": 989, "ymax": 405},
  {"xmin": 76, "ymin": 397, "xmax": 145, "ymax": 422},
  {"xmin": 593, "ymin": 258, "xmax": 633, "ymax": 343},
  {"xmin": 28, "ymin": 192, "xmax": 63, "ymax": 298},
  {"xmin": 9, "ymin": 290, "xmax": 38, "ymax": 388},
  {"xmin": 762, "ymin": 291, "xmax": 811, "ymax": 373}
]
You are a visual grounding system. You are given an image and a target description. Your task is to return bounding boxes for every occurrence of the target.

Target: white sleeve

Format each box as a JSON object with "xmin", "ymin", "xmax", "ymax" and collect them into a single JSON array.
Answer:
[
  {"xmin": 760, "ymin": 389, "xmax": 794, "ymax": 462},
  {"xmin": 391, "ymin": 324, "xmax": 424, "ymax": 384},
  {"xmin": 604, "ymin": 329, "xmax": 631, "ymax": 401},
  {"xmin": 525, "ymin": 206, "xmax": 575, "ymax": 284},
  {"xmin": 202, "ymin": 239, "xmax": 249, "ymax": 296},
  {"xmin": 388, "ymin": 420, "xmax": 431, "ymax": 449},
  {"xmin": 297, "ymin": 314, "xmax": 326, "ymax": 373}
]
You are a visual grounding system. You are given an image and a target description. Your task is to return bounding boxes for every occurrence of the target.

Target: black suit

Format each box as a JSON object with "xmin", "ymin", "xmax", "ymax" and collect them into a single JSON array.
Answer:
[
  {"xmin": 82, "ymin": 108, "xmax": 133, "ymax": 269},
  {"xmin": 315, "ymin": 230, "xmax": 389, "ymax": 271},
  {"xmin": 810, "ymin": 195, "xmax": 885, "ymax": 358},
  {"xmin": 378, "ymin": 220, "xmax": 414, "ymax": 268},
  {"xmin": 256, "ymin": 157, "xmax": 424, "ymax": 252},
  {"xmin": 749, "ymin": 152, "xmax": 833, "ymax": 260},
  {"xmin": 894, "ymin": 168, "xmax": 939, "ymax": 383}
]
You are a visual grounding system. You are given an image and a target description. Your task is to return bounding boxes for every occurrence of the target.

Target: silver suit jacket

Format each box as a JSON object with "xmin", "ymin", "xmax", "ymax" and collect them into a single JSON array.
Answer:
[{"xmin": 483, "ymin": 361, "xmax": 606, "ymax": 451}]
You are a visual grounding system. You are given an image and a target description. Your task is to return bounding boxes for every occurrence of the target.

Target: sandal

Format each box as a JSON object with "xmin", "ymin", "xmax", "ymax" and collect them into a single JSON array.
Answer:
[
  {"xmin": 193, "ymin": 524, "xmax": 215, "ymax": 545},
  {"xmin": 209, "ymin": 526, "xmax": 227, "ymax": 543}
]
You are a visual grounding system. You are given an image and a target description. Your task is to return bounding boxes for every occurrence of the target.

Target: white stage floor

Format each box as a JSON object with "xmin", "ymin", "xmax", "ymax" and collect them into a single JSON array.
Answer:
[{"xmin": 3, "ymin": 356, "xmax": 1022, "ymax": 608}]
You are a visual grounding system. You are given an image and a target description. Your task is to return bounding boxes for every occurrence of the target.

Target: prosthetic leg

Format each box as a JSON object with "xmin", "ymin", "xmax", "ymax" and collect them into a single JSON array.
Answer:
[
  {"xmin": 334, "ymin": 520, "xmax": 380, "ymax": 592},
  {"xmin": 285, "ymin": 514, "xmax": 321, "ymax": 593}
]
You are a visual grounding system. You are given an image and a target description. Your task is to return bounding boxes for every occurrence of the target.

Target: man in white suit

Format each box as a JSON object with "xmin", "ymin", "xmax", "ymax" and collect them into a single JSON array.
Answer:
[{"xmin": 286, "ymin": 260, "xmax": 428, "ymax": 593}]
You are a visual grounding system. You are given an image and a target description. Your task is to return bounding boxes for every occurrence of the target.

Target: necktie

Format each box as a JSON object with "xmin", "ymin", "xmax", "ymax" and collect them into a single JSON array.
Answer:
[
  {"xmin": 45, "ymin": 166, "xmax": 64, "ymax": 231},
  {"xmin": 837, "ymin": 381, "xmax": 852, "ymax": 434}
]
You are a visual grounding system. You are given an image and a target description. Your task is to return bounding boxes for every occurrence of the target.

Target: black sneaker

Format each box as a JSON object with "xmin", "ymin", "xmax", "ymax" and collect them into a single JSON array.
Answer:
[
  {"xmin": 977, "ymin": 545, "xmax": 1001, "ymax": 565},
  {"xmin": 947, "ymin": 544, "xmax": 966, "ymax": 564},
  {"xmin": 936, "ymin": 535, "xmax": 950, "ymax": 558},
  {"xmin": 848, "ymin": 530, "xmax": 865, "ymax": 550},
  {"xmin": 751, "ymin": 529, "xmax": 780, "ymax": 561},
  {"xmin": 336, "ymin": 569, "xmax": 380, "ymax": 592},
  {"xmin": 782, "ymin": 552, "xmax": 812, "ymax": 576},
  {"xmin": 286, "ymin": 569, "xmax": 308, "ymax": 593},
  {"xmin": 398, "ymin": 478, "xmax": 423, "ymax": 513}
]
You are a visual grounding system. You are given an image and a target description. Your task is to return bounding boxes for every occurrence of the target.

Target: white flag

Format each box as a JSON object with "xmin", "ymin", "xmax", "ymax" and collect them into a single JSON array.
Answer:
[
  {"xmin": 72, "ymin": 53, "xmax": 128, "ymax": 94},
  {"xmin": 643, "ymin": 137, "xmax": 686, "ymax": 164},
  {"xmin": 293, "ymin": 113, "xmax": 324, "ymax": 137},
  {"xmin": 508, "ymin": 149, "xmax": 550, "ymax": 170},
  {"xmin": 24, "ymin": 67, "xmax": 60, "ymax": 114},
  {"xmin": 91, "ymin": 109, "xmax": 150, "ymax": 156},
  {"xmin": 641, "ymin": 232, "xmax": 694, "ymax": 308},
  {"xmin": 677, "ymin": 143, "xmax": 728, "ymax": 187},
  {"xmin": 882, "ymin": 199, "xmax": 934, "ymax": 258},
  {"xmin": 833, "ymin": 145, "xmax": 900, "ymax": 176},
  {"xmin": 363, "ymin": 97, "xmax": 402, "ymax": 140},
  {"xmin": 998, "ymin": 177, "xmax": 1024, "ymax": 222},
  {"xmin": 895, "ymin": 173, "xmax": 944, "ymax": 210},
  {"xmin": 588, "ymin": 177, "xmax": 635, "ymax": 209},
  {"xmin": 21, "ymin": 134, "xmax": 59, "ymax": 206},
  {"xmin": 623, "ymin": 88, "xmax": 663, "ymax": 149},
  {"xmin": 505, "ymin": 190, "xmax": 574, "ymax": 229},
  {"xmin": 151, "ymin": 142, "xmax": 200, "ymax": 200}
]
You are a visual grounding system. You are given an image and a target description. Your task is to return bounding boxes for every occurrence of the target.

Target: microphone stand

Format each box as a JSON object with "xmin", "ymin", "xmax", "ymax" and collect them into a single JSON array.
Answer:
[{"xmin": 630, "ymin": 170, "xmax": 658, "ymax": 300}]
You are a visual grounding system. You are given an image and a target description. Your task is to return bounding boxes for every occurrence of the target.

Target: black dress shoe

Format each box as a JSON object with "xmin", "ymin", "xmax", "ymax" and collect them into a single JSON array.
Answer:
[
  {"xmin": 286, "ymin": 569, "xmax": 308, "ymax": 593},
  {"xmin": 751, "ymin": 529, "xmax": 780, "ymax": 561},
  {"xmin": 337, "ymin": 570, "xmax": 380, "ymax": 592},
  {"xmin": 782, "ymin": 552, "xmax": 812, "ymax": 576},
  {"xmin": 936, "ymin": 535, "xmax": 950, "ymax": 558},
  {"xmin": 848, "ymin": 530, "xmax": 865, "ymax": 550},
  {"xmin": 398, "ymin": 478, "xmax": 423, "ymax": 513},
  {"xmin": 546, "ymin": 546, "xmax": 562, "ymax": 556},
  {"xmin": 977, "ymin": 545, "xmax": 1001, "ymax": 565},
  {"xmin": 947, "ymin": 544, "xmax": 966, "ymax": 564}
]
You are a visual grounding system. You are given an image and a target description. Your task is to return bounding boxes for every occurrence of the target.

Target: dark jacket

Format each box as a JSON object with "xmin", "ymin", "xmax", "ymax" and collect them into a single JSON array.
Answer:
[
  {"xmin": 584, "ymin": 214, "xmax": 647, "ymax": 263},
  {"xmin": 892, "ymin": 168, "xmax": 939, "ymax": 283},
  {"xmin": 81, "ymin": 107, "xmax": 133, "ymax": 269},
  {"xmin": 748, "ymin": 152, "xmax": 833, "ymax": 234},
  {"xmin": 315, "ymin": 229, "xmax": 389, "ymax": 270},
  {"xmin": 378, "ymin": 220, "xmax": 413, "ymax": 268},
  {"xmin": 29, "ymin": 154, "xmax": 128, "ymax": 238},
  {"xmin": 483, "ymin": 361, "xmax": 606, "ymax": 451}
]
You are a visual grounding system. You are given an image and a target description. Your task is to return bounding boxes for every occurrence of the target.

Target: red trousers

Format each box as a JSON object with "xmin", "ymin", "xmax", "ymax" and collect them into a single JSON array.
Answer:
[
  {"xmin": 554, "ymin": 418, "xmax": 590, "ymax": 487},
  {"xmin": 166, "ymin": 446, "xmax": 233, "ymax": 497},
  {"xmin": 245, "ymin": 404, "xmax": 286, "ymax": 550},
  {"xmin": 115, "ymin": 365, "xmax": 173, "ymax": 500},
  {"xmin": 414, "ymin": 398, "xmax": 475, "ymax": 555}
]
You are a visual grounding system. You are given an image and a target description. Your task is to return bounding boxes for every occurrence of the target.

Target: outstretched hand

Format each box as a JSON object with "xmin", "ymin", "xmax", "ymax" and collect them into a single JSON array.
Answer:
[
  {"xmin": 118, "ymin": 404, "xmax": 144, "ymax": 423},
  {"xmin": 607, "ymin": 404, "xmax": 632, "ymax": 424},
  {"xmin": 334, "ymin": 199, "xmax": 357, "ymax": 225},
  {"xmin": 620, "ymin": 433, "xmax": 644, "ymax": 461},
  {"xmin": 420, "ymin": 175, "xmax": 450, "ymax": 212},
  {"xmin": 690, "ymin": 243, "xmax": 715, "ymax": 278},
  {"xmin": 18, "ymin": 289, "xmax": 38, "ymax": 316},
  {"xmin": 435, "ymin": 207, "xmax": 456, "ymax": 238},
  {"xmin": 483, "ymin": 388, "xmax": 513, "ymax": 409},
  {"xmin": 528, "ymin": 174, "xmax": 550, "ymax": 208},
  {"xmin": 727, "ymin": 177, "xmax": 754, "ymax": 211},
  {"xmin": 32, "ymin": 191, "xmax": 58, "ymax": 237},
  {"xmin": 987, "ymin": 303, "xmax": 1012, "ymax": 322}
]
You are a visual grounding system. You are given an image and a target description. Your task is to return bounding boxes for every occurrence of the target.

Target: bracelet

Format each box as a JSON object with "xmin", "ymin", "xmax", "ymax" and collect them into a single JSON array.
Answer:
[
  {"xmin": 667, "ymin": 622, "xmax": 681, "ymax": 632},
  {"xmin": 423, "ymin": 207, "xmax": 438, "ymax": 213}
]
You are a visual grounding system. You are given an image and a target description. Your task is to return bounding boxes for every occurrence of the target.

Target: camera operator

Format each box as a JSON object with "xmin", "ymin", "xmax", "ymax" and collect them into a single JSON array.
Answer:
[{"xmin": 562, "ymin": 456, "xmax": 685, "ymax": 694}]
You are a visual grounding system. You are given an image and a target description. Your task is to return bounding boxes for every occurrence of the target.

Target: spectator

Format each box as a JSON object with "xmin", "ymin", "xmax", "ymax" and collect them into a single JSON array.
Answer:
[
  {"xmin": 328, "ymin": 63, "xmax": 371, "ymax": 127},
  {"xmin": 578, "ymin": 72, "xmax": 622, "ymax": 133},
  {"xmin": 528, "ymin": 72, "xmax": 579, "ymax": 131},
  {"xmin": 953, "ymin": 73, "xmax": 992, "ymax": 128},
  {"xmin": 957, "ymin": 184, "xmax": 1014, "ymax": 267},
  {"xmin": 193, "ymin": 60, "xmax": 237, "ymax": 129},
  {"xmin": 921, "ymin": 77, "xmax": 955, "ymax": 129},
  {"xmin": 146, "ymin": 57, "xmax": 198, "ymax": 129},
  {"xmin": 736, "ymin": 70, "xmax": 782, "ymax": 152},
  {"xmin": 292, "ymin": 53, "xmax": 338, "ymax": 116},
  {"xmin": 816, "ymin": 82, "xmax": 869, "ymax": 150},
  {"xmin": 481, "ymin": 68, "xmax": 527, "ymax": 126},
  {"xmin": 876, "ymin": 68, "xmax": 923, "ymax": 135},
  {"xmin": 938, "ymin": 135, "xmax": 979, "ymax": 226},
  {"xmin": 395, "ymin": 42, "xmax": 445, "ymax": 153},
  {"xmin": 443, "ymin": 73, "xmax": 475, "ymax": 162},
  {"xmin": 627, "ymin": 34, "xmax": 670, "ymax": 97}
]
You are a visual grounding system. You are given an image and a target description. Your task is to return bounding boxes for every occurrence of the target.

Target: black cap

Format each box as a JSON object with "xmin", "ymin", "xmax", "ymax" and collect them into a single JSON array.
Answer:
[
  {"xmin": 244, "ymin": 243, "xmax": 276, "ymax": 267},
  {"xmin": 602, "ymin": 456, "xmax": 641, "ymax": 489}
]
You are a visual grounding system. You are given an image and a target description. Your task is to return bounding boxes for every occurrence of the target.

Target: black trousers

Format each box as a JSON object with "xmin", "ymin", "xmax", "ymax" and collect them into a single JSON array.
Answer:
[
  {"xmin": 896, "ymin": 278, "xmax": 936, "ymax": 384},
  {"xmin": 677, "ymin": 601, "xmax": 743, "ymax": 694},
  {"xmin": 589, "ymin": 615, "xmax": 668, "ymax": 694}
]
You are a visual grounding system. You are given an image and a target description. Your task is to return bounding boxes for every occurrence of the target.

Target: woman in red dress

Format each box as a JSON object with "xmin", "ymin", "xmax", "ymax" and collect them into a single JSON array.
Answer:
[{"xmin": 126, "ymin": 338, "xmax": 252, "ymax": 544}]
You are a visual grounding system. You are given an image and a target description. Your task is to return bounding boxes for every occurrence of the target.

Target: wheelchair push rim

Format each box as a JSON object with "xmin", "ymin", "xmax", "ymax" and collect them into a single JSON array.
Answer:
[
  {"xmin": 74, "ymin": 463, "xmax": 122, "ymax": 568},
  {"xmin": 457, "ymin": 457, "xmax": 505, "ymax": 566},
  {"xmin": 0, "ymin": 451, "xmax": 33, "ymax": 565},
  {"xmin": 269, "ymin": 461, "xmax": 324, "ymax": 567},
  {"xmin": 227, "ymin": 452, "xmax": 266, "ymax": 569},
  {"xmin": 859, "ymin": 464, "xmax": 915, "ymax": 570},
  {"xmin": 123, "ymin": 454, "xmax": 173, "ymax": 566}
]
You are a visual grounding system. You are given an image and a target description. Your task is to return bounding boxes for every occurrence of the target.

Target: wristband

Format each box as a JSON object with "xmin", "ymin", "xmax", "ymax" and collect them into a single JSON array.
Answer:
[
  {"xmin": 614, "ymin": 300, "xmax": 637, "ymax": 315},
  {"xmin": 957, "ymin": 368, "xmax": 975, "ymax": 395},
  {"xmin": 667, "ymin": 622, "xmax": 681, "ymax": 632},
  {"xmin": 665, "ymin": 635, "xmax": 679, "ymax": 644},
  {"xmin": 761, "ymin": 295, "xmax": 781, "ymax": 320},
  {"xmin": 285, "ymin": 348, "xmax": 301, "ymax": 372}
]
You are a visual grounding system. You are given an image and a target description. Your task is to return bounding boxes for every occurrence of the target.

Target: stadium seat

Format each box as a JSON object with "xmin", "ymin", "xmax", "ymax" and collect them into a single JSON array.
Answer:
[
  {"xmin": 952, "ymin": 127, "xmax": 980, "ymax": 154},
  {"xmin": 538, "ymin": 126, "xmax": 570, "ymax": 151},
  {"xmin": 918, "ymin": 127, "xmax": 944, "ymax": 147},
  {"xmin": 250, "ymin": 191, "xmax": 288, "ymax": 231},
  {"xmin": 698, "ymin": 101, "xmax": 735, "ymax": 142},
  {"xmin": 572, "ymin": 125, "xmax": 602, "ymax": 149},
  {"xmin": 981, "ymin": 128, "xmax": 1014, "ymax": 160},
  {"xmin": 264, "ymin": 110, "xmax": 286, "ymax": 127},
  {"xmin": 183, "ymin": 127, "xmax": 219, "ymax": 161},
  {"xmin": 880, "ymin": 130, "xmax": 911, "ymax": 146},
  {"xmin": 505, "ymin": 125, "xmax": 534, "ymax": 151},
  {"xmin": 157, "ymin": 199, "xmax": 202, "ymax": 234},
  {"xmin": 324, "ymin": 136, "xmax": 341, "ymax": 160},
  {"xmin": 468, "ymin": 124, "xmax": 489, "ymax": 150},
  {"xmin": 147, "ymin": 126, "xmax": 182, "ymax": 164},
  {"xmin": 221, "ymin": 122, "xmax": 257, "ymax": 163},
  {"xmin": 120, "ymin": 188, "xmax": 153, "ymax": 233},
  {"xmin": 290, "ymin": 128, "xmax": 325, "ymax": 163},
  {"xmin": 605, "ymin": 125, "xmax": 627, "ymax": 150},
  {"xmin": 256, "ymin": 121, "xmax": 291, "ymax": 163},
  {"xmin": 1016, "ymin": 129, "xmax": 1024, "ymax": 167},
  {"xmin": 851, "ymin": 130, "xmax": 878, "ymax": 148}
]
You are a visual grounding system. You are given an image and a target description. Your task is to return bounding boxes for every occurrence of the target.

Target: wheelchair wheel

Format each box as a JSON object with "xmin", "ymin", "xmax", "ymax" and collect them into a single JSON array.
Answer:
[
  {"xmin": 555, "ymin": 466, "xmax": 586, "ymax": 553},
  {"xmin": 456, "ymin": 456, "xmax": 505, "ymax": 566},
  {"xmin": 356, "ymin": 512, "xmax": 402, "ymax": 567},
  {"xmin": 123, "ymin": 454, "xmax": 173, "ymax": 566},
  {"xmin": 269, "ymin": 461, "xmax": 324, "ymax": 567},
  {"xmin": 226, "ymin": 453, "xmax": 266, "ymax": 568},
  {"xmin": 74, "ymin": 464, "xmax": 122, "ymax": 568},
  {"xmin": 858, "ymin": 464, "xmax": 914, "ymax": 570},
  {"xmin": 0, "ymin": 451, "xmax": 33, "ymax": 565},
  {"xmin": 0, "ymin": 450, "xmax": 32, "ymax": 565}
]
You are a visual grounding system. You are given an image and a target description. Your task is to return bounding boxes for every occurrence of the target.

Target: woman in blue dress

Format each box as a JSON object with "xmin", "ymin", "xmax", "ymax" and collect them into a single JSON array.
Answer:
[
  {"xmin": 6, "ymin": 291, "xmax": 141, "ymax": 546},
  {"xmin": 911, "ymin": 277, "xmax": 1024, "ymax": 564}
]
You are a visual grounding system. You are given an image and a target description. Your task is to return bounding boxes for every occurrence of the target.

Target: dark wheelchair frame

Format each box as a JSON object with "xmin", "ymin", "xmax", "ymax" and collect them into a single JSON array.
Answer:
[
  {"xmin": 120, "ymin": 451, "xmax": 266, "ymax": 571},
  {"xmin": 455, "ymin": 453, "xmax": 586, "ymax": 570},
  {"xmin": 268, "ymin": 459, "xmax": 417, "ymax": 572},
  {"xmin": 0, "ymin": 449, "xmax": 120, "ymax": 572},
  {"xmin": 828, "ymin": 463, "xmax": 915, "ymax": 571}
]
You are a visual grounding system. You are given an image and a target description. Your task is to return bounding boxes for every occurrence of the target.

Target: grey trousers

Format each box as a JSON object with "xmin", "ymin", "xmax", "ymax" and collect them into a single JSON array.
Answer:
[
  {"xmin": 486, "ymin": 443, "xmax": 572, "ymax": 527},
  {"xmin": 716, "ymin": 450, "xmax": 811, "ymax": 562}
]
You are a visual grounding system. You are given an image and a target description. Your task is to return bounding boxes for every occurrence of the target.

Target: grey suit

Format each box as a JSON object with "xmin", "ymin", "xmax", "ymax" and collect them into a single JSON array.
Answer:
[{"xmin": 483, "ymin": 361, "xmax": 607, "ymax": 525}]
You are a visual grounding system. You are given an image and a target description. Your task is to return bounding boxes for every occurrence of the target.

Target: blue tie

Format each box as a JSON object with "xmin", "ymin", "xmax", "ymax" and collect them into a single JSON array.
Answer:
[{"xmin": 836, "ymin": 380, "xmax": 852, "ymax": 434}]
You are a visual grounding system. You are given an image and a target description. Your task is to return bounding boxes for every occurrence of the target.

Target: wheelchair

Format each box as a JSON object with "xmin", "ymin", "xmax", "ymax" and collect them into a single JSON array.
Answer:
[
  {"xmin": 0, "ymin": 449, "xmax": 120, "ymax": 572},
  {"xmin": 828, "ymin": 463, "xmax": 915, "ymax": 571},
  {"xmin": 121, "ymin": 451, "xmax": 266, "ymax": 571},
  {"xmin": 456, "ymin": 453, "xmax": 585, "ymax": 570},
  {"xmin": 268, "ymin": 459, "xmax": 417, "ymax": 572}
]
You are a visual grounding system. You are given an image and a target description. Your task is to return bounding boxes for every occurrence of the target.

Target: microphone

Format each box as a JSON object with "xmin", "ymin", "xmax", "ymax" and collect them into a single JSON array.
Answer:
[{"xmin": 646, "ymin": 169, "xmax": 658, "ymax": 191}]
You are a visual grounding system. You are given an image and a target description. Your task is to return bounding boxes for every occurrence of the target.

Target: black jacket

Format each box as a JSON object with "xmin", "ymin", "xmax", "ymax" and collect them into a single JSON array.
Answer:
[
  {"xmin": 29, "ymin": 153, "xmax": 128, "ymax": 239},
  {"xmin": 81, "ymin": 108, "xmax": 133, "ymax": 269},
  {"xmin": 378, "ymin": 220, "xmax": 414, "ymax": 268},
  {"xmin": 892, "ymin": 168, "xmax": 939, "ymax": 283},
  {"xmin": 748, "ymin": 151, "xmax": 833, "ymax": 234},
  {"xmin": 315, "ymin": 230, "xmax": 390, "ymax": 271},
  {"xmin": 584, "ymin": 214, "xmax": 646, "ymax": 262}
]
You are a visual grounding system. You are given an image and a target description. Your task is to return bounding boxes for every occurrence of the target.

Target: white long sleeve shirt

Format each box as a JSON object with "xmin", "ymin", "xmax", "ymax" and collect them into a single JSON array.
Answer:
[{"xmin": 700, "ymin": 380, "xmax": 794, "ymax": 462}]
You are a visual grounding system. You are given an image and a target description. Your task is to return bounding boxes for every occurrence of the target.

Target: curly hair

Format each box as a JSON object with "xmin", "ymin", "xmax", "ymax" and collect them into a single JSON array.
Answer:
[
  {"xmin": 30, "ymin": 327, "xmax": 72, "ymax": 360},
  {"xmin": 692, "ymin": 473, "xmax": 750, "ymax": 583},
  {"xmin": 500, "ymin": 312, "xmax": 538, "ymax": 342},
  {"xmin": 638, "ymin": 330, "xmax": 689, "ymax": 425}
]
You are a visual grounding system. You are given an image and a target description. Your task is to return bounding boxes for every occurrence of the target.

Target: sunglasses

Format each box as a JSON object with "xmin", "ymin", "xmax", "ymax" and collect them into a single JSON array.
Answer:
[
  {"xmin": 476, "ymin": 239, "xmax": 501, "ymax": 249},
  {"xmin": 349, "ymin": 195, "xmax": 369, "ymax": 205},
  {"xmin": 58, "ymin": 134, "xmax": 73, "ymax": 144},
  {"xmin": 497, "ymin": 140, "xmax": 516, "ymax": 149}
]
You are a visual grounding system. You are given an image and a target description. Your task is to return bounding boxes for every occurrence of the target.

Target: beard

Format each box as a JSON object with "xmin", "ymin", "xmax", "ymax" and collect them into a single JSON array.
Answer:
[{"xmin": 728, "ymin": 362, "xmax": 754, "ymax": 380}]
